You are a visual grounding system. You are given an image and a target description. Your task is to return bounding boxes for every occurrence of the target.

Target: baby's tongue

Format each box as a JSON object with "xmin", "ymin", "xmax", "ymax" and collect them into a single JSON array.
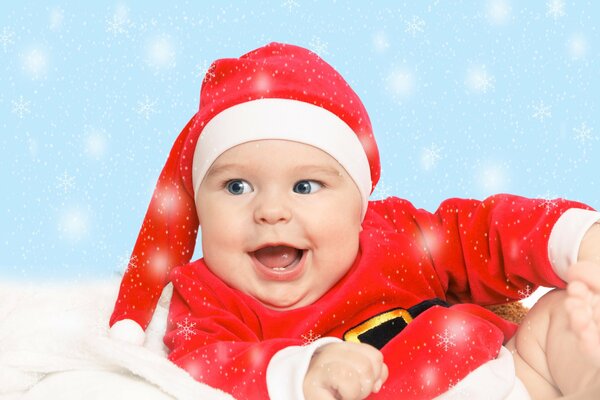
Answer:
[{"xmin": 254, "ymin": 246, "xmax": 299, "ymax": 269}]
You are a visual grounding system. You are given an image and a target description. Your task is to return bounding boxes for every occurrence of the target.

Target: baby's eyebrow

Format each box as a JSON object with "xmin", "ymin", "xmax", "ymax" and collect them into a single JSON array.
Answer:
[
  {"xmin": 204, "ymin": 163, "xmax": 243, "ymax": 179},
  {"xmin": 293, "ymin": 165, "xmax": 343, "ymax": 178}
]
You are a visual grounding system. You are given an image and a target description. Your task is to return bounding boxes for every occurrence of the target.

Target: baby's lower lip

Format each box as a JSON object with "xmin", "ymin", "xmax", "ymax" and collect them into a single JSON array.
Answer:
[{"xmin": 250, "ymin": 249, "xmax": 306, "ymax": 281}]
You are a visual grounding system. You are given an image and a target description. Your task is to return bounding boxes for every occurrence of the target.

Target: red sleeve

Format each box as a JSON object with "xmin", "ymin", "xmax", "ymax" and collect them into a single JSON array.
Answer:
[
  {"xmin": 164, "ymin": 264, "xmax": 302, "ymax": 399},
  {"xmin": 378, "ymin": 194, "xmax": 593, "ymax": 305}
]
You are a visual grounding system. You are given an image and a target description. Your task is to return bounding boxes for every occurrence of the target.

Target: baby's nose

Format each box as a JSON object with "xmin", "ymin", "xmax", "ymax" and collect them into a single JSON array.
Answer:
[{"xmin": 253, "ymin": 193, "xmax": 292, "ymax": 224}]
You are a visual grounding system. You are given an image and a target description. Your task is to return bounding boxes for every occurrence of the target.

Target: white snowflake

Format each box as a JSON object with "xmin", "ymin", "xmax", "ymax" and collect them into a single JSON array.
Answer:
[
  {"xmin": 309, "ymin": 37, "xmax": 328, "ymax": 57},
  {"xmin": 436, "ymin": 328, "xmax": 456, "ymax": 351},
  {"xmin": 538, "ymin": 192, "xmax": 559, "ymax": 213},
  {"xmin": 56, "ymin": 171, "xmax": 75, "ymax": 194},
  {"xmin": 573, "ymin": 123, "xmax": 594, "ymax": 145},
  {"xmin": 405, "ymin": 16, "xmax": 425, "ymax": 36},
  {"xmin": 0, "ymin": 27, "xmax": 16, "ymax": 53},
  {"xmin": 116, "ymin": 254, "xmax": 138, "ymax": 275},
  {"xmin": 546, "ymin": 0, "xmax": 566, "ymax": 20},
  {"xmin": 531, "ymin": 101, "xmax": 551, "ymax": 122},
  {"xmin": 11, "ymin": 96, "xmax": 31, "ymax": 118},
  {"xmin": 106, "ymin": 5, "xmax": 132, "ymax": 35},
  {"xmin": 466, "ymin": 66, "xmax": 495, "ymax": 94},
  {"xmin": 136, "ymin": 96, "xmax": 157, "ymax": 120},
  {"xmin": 518, "ymin": 285, "xmax": 533, "ymax": 299},
  {"xmin": 421, "ymin": 143, "xmax": 443, "ymax": 170},
  {"xmin": 301, "ymin": 329, "xmax": 320, "ymax": 345},
  {"xmin": 195, "ymin": 60, "xmax": 214, "ymax": 79},
  {"xmin": 371, "ymin": 181, "xmax": 395, "ymax": 200},
  {"xmin": 176, "ymin": 318, "xmax": 197, "ymax": 341},
  {"xmin": 282, "ymin": 0, "xmax": 299, "ymax": 12}
]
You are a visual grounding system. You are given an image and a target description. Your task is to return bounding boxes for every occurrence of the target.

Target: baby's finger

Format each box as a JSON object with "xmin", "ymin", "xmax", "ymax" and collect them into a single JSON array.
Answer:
[
  {"xmin": 329, "ymin": 364, "xmax": 367, "ymax": 400},
  {"xmin": 567, "ymin": 262, "xmax": 600, "ymax": 292},
  {"xmin": 348, "ymin": 342, "xmax": 385, "ymax": 381},
  {"xmin": 373, "ymin": 362, "xmax": 389, "ymax": 393}
]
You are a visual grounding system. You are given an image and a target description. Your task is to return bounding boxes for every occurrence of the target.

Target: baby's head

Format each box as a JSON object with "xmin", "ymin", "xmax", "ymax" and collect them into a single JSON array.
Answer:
[
  {"xmin": 112, "ymin": 43, "xmax": 381, "ymax": 331},
  {"xmin": 182, "ymin": 43, "xmax": 381, "ymax": 309}
]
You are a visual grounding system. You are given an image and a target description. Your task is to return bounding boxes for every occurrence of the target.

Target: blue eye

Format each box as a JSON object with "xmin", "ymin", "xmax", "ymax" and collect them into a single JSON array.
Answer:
[
  {"xmin": 293, "ymin": 180, "xmax": 323, "ymax": 194},
  {"xmin": 226, "ymin": 179, "xmax": 253, "ymax": 195}
]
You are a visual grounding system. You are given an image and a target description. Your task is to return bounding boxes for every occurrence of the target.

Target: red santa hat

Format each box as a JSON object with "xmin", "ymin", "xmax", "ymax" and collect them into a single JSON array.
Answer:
[{"xmin": 109, "ymin": 42, "xmax": 381, "ymax": 343}]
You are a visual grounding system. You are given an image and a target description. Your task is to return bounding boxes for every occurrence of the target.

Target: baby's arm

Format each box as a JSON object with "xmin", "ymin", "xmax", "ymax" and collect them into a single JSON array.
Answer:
[
  {"xmin": 303, "ymin": 342, "xmax": 388, "ymax": 400},
  {"xmin": 566, "ymin": 222, "xmax": 600, "ymax": 365}
]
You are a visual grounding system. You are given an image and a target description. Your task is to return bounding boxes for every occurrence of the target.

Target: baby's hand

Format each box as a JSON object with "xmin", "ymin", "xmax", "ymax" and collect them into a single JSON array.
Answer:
[
  {"xmin": 303, "ymin": 342, "xmax": 388, "ymax": 400},
  {"xmin": 566, "ymin": 261, "xmax": 600, "ymax": 366}
]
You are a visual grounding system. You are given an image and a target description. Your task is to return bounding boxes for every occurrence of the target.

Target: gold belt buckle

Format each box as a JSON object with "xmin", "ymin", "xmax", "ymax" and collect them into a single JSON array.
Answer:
[{"xmin": 343, "ymin": 308, "xmax": 413, "ymax": 343}]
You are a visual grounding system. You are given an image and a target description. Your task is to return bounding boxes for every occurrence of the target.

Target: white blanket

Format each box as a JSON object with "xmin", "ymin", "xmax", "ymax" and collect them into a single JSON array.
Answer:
[
  {"xmin": 0, "ymin": 278, "xmax": 535, "ymax": 400},
  {"xmin": 0, "ymin": 279, "xmax": 234, "ymax": 400}
]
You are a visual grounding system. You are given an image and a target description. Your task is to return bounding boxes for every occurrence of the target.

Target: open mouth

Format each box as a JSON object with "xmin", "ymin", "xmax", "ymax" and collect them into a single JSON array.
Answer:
[{"xmin": 250, "ymin": 245, "xmax": 306, "ymax": 280}]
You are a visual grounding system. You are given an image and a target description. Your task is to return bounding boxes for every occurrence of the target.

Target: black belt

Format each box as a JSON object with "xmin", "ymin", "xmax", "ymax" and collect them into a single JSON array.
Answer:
[{"xmin": 343, "ymin": 298, "xmax": 449, "ymax": 349}]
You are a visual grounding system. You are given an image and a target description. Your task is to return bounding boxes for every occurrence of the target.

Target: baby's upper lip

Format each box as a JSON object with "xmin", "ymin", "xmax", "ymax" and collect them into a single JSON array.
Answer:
[{"xmin": 250, "ymin": 242, "xmax": 303, "ymax": 253}]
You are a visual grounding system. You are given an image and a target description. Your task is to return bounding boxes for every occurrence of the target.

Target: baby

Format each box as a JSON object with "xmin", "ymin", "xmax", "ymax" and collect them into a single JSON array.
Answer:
[{"xmin": 109, "ymin": 43, "xmax": 600, "ymax": 399}]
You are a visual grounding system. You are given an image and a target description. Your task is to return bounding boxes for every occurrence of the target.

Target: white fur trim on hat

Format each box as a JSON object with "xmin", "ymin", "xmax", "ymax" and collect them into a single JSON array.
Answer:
[{"xmin": 191, "ymin": 98, "xmax": 371, "ymax": 219}]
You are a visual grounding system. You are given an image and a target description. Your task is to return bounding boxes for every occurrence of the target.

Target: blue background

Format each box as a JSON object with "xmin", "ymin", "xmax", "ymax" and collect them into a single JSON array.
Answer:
[{"xmin": 1, "ymin": 1, "xmax": 598, "ymax": 281}]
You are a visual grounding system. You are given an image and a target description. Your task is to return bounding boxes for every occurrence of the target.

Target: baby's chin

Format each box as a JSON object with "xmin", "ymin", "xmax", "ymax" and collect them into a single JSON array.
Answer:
[{"xmin": 253, "ymin": 288, "xmax": 320, "ymax": 311}]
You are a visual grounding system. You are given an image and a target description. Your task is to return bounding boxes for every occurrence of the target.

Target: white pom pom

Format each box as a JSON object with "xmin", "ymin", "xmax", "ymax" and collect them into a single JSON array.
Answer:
[{"xmin": 109, "ymin": 319, "xmax": 146, "ymax": 346}]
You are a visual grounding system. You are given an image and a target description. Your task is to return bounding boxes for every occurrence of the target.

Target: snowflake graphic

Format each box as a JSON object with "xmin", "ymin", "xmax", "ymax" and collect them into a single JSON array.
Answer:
[
  {"xmin": 538, "ymin": 192, "xmax": 559, "ymax": 213},
  {"xmin": 0, "ymin": 27, "xmax": 16, "ymax": 53},
  {"xmin": 106, "ymin": 5, "xmax": 132, "ymax": 35},
  {"xmin": 436, "ymin": 328, "xmax": 456, "ymax": 351},
  {"xmin": 371, "ymin": 181, "xmax": 395, "ymax": 200},
  {"xmin": 301, "ymin": 329, "xmax": 321, "ymax": 345},
  {"xmin": 405, "ymin": 16, "xmax": 425, "ymax": 36},
  {"xmin": 466, "ymin": 66, "xmax": 495, "ymax": 94},
  {"xmin": 176, "ymin": 317, "xmax": 197, "ymax": 341},
  {"xmin": 282, "ymin": 0, "xmax": 300, "ymax": 12},
  {"xmin": 11, "ymin": 96, "xmax": 31, "ymax": 119},
  {"xmin": 573, "ymin": 123, "xmax": 594, "ymax": 145},
  {"xmin": 546, "ymin": 0, "xmax": 566, "ymax": 20},
  {"xmin": 56, "ymin": 171, "xmax": 75, "ymax": 194},
  {"xmin": 309, "ymin": 37, "xmax": 328, "ymax": 57},
  {"xmin": 136, "ymin": 96, "xmax": 157, "ymax": 120},
  {"xmin": 198, "ymin": 61, "xmax": 217, "ymax": 82},
  {"xmin": 116, "ymin": 254, "xmax": 138, "ymax": 273},
  {"xmin": 518, "ymin": 285, "xmax": 533, "ymax": 299},
  {"xmin": 421, "ymin": 143, "xmax": 443, "ymax": 170},
  {"xmin": 532, "ymin": 101, "xmax": 552, "ymax": 122}
]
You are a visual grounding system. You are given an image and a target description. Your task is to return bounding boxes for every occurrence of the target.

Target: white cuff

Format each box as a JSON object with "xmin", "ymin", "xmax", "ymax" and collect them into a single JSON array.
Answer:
[
  {"xmin": 266, "ymin": 337, "xmax": 342, "ymax": 400},
  {"xmin": 435, "ymin": 347, "xmax": 530, "ymax": 400},
  {"xmin": 548, "ymin": 208, "xmax": 600, "ymax": 281}
]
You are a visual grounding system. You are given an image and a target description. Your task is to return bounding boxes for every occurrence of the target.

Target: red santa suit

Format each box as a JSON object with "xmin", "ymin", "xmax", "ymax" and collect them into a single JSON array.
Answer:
[
  {"xmin": 107, "ymin": 43, "xmax": 600, "ymax": 400},
  {"xmin": 164, "ymin": 195, "xmax": 597, "ymax": 400}
]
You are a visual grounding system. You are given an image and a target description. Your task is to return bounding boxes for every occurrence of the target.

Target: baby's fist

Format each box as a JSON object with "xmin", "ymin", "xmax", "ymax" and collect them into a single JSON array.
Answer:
[{"xmin": 303, "ymin": 342, "xmax": 388, "ymax": 400}]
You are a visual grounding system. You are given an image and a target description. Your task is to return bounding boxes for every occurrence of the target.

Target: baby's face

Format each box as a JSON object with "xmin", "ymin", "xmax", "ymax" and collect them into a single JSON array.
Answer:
[{"xmin": 197, "ymin": 139, "xmax": 363, "ymax": 310}]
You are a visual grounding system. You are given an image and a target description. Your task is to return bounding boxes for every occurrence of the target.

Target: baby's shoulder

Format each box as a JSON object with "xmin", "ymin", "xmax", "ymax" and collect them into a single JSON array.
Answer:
[{"xmin": 366, "ymin": 196, "xmax": 420, "ymax": 226}]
